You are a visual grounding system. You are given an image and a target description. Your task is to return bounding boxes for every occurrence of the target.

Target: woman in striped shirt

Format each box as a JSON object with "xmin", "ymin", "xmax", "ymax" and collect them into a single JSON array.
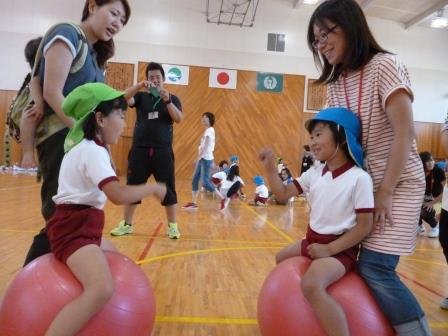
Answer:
[{"xmin": 307, "ymin": 1, "xmax": 429, "ymax": 335}]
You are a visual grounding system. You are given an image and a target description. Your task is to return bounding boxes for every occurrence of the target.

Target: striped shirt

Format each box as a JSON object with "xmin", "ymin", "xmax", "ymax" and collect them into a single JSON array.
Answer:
[
  {"xmin": 327, "ymin": 52, "xmax": 425, "ymax": 255},
  {"xmin": 442, "ymin": 112, "xmax": 448, "ymax": 133}
]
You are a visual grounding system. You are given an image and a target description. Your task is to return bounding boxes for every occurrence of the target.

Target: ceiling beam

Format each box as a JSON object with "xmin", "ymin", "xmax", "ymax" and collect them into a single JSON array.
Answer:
[
  {"xmin": 404, "ymin": 0, "xmax": 448, "ymax": 30},
  {"xmin": 292, "ymin": 0, "xmax": 300, "ymax": 9}
]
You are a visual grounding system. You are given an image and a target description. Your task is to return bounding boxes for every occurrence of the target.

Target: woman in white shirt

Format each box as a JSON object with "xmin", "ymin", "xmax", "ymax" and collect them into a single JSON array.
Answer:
[{"xmin": 182, "ymin": 112, "xmax": 217, "ymax": 209}]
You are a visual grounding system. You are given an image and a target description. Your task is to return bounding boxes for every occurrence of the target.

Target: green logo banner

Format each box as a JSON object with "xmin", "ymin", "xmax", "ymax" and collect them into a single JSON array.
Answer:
[{"xmin": 257, "ymin": 73, "xmax": 283, "ymax": 92}]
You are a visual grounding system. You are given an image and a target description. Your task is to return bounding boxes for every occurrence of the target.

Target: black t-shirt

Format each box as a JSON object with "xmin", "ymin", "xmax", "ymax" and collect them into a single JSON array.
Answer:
[
  {"xmin": 131, "ymin": 91, "xmax": 182, "ymax": 147},
  {"xmin": 425, "ymin": 165, "xmax": 446, "ymax": 198},
  {"xmin": 301, "ymin": 154, "xmax": 314, "ymax": 174}
]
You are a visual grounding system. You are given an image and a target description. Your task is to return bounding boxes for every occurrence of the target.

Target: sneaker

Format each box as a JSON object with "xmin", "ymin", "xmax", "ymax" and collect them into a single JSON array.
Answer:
[
  {"xmin": 428, "ymin": 225, "xmax": 439, "ymax": 238},
  {"xmin": 110, "ymin": 220, "xmax": 133, "ymax": 236},
  {"xmin": 440, "ymin": 298, "xmax": 448, "ymax": 310},
  {"xmin": 219, "ymin": 198, "xmax": 230, "ymax": 210},
  {"xmin": 181, "ymin": 202, "xmax": 198, "ymax": 210},
  {"xmin": 167, "ymin": 222, "xmax": 180, "ymax": 239},
  {"xmin": 418, "ymin": 225, "xmax": 425, "ymax": 235}
]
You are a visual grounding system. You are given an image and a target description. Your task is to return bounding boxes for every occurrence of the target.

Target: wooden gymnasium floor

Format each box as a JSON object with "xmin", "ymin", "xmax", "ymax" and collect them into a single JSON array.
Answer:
[{"xmin": 0, "ymin": 172, "xmax": 447, "ymax": 335}]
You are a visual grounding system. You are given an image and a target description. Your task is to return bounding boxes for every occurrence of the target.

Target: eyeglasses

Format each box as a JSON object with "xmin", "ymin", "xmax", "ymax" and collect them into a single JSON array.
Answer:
[{"xmin": 312, "ymin": 25, "xmax": 338, "ymax": 49}]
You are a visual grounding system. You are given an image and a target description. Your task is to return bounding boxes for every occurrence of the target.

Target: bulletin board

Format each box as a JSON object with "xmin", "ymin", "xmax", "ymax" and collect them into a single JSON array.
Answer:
[{"xmin": 306, "ymin": 79, "xmax": 327, "ymax": 111}]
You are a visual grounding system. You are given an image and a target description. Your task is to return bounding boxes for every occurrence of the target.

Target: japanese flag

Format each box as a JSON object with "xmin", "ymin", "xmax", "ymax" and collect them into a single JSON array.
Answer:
[{"xmin": 209, "ymin": 68, "xmax": 238, "ymax": 89}]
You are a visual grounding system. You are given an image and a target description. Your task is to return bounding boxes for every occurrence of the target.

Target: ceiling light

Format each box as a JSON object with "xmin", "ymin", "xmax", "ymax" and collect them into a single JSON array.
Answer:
[
  {"xmin": 303, "ymin": 0, "xmax": 319, "ymax": 4},
  {"xmin": 431, "ymin": 9, "xmax": 448, "ymax": 28},
  {"xmin": 431, "ymin": 17, "xmax": 448, "ymax": 28}
]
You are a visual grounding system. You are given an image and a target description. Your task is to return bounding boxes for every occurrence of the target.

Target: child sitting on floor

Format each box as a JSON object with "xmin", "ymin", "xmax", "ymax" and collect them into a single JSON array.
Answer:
[{"xmin": 250, "ymin": 175, "xmax": 269, "ymax": 207}]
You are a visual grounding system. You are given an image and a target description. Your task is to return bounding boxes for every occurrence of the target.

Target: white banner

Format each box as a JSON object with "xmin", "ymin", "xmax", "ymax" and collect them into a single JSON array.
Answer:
[
  {"xmin": 209, "ymin": 68, "xmax": 237, "ymax": 89},
  {"xmin": 162, "ymin": 64, "xmax": 189, "ymax": 85}
]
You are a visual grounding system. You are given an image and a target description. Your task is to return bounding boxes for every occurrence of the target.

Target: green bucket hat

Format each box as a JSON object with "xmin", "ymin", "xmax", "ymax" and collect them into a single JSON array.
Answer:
[{"xmin": 63, "ymin": 82, "xmax": 123, "ymax": 152}]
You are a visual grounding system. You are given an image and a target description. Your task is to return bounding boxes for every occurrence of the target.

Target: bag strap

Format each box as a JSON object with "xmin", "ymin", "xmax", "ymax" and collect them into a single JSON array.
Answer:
[
  {"xmin": 31, "ymin": 22, "xmax": 89, "ymax": 78},
  {"xmin": 67, "ymin": 23, "xmax": 88, "ymax": 74}
]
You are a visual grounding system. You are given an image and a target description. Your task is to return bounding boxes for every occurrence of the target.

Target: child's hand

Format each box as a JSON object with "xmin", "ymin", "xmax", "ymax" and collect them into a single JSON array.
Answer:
[
  {"xmin": 259, "ymin": 148, "xmax": 277, "ymax": 172},
  {"xmin": 24, "ymin": 102, "xmax": 43, "ymax": 122},
  {"xmin": 307, "ymin": 243, "xmax": 333, "ymax": 259}
]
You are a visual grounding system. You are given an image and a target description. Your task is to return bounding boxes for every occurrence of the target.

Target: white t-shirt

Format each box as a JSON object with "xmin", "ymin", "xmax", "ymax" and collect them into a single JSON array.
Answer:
[
  {"xmin": 293, "ymin": 162, "xmax": 374, "ymax": 235},
  {"xmin": 212, "ymin": 171, "xmax": 227, "ymax": 182},
  {"xmin": 255, "ymin": 184, "xmax": 269, "ymax": 198},
  {"xmin": 199, "ymin": 127, "xmax": 215, "ymax": 160},
  {"xmin": 53, "ymin": 139, "xmax": 118, "ymax": 209}
]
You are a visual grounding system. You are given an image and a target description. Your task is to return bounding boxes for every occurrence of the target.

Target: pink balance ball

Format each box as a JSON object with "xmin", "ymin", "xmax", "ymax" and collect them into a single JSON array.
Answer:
[
  {"xmin": 0, "ymin": 251, "xmax": 155, "ymax": 336},
  {"xmin": 258, "ymin": 256, "xmax": 394, "ymax": 336}
]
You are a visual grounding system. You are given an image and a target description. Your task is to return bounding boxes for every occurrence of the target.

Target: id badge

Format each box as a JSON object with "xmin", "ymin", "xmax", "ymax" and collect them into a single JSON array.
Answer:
[{"xmin": 148, "ymin": 111, "xmax": 159, "ymax": 119}]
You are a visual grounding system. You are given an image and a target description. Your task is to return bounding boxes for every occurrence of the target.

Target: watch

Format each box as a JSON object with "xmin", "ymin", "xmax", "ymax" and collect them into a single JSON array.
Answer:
[{"xmin": 164, "ymin": 95, "xmax": 172, "ymax": 104}]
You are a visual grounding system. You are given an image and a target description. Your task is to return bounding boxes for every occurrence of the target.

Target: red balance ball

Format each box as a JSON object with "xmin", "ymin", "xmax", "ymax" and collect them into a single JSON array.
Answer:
[
  {"xmin": 0, "ymin": 251, "xmax": 155, "ymax": 336},
  {"xmin": 258, "ymin": 256, "xmax": 394, "ymax": 336}
]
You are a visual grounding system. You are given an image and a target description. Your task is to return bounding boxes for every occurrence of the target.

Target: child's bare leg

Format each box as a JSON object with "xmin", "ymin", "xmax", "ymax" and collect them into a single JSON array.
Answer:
[
  {"xmin": 214, "ymin": 188, "xmax": 224, "ymax": 200},
  {"xmin": 100, "ymin": 238, "xmax": 117, "ymax": 252},
  {"xmin": 301, "ymin": 258, "xmax": 348, "ymax": 336},
  {"xmin": 45, "ymin": 245, "xmax": 114, "ymax": 336},
  {"xmin": 275, "ymin": 240, "xmax": 302, "ymax": 264},
  {"xmin": 20, "ymin": 115, "xmax": 37, "ymax": 168}
]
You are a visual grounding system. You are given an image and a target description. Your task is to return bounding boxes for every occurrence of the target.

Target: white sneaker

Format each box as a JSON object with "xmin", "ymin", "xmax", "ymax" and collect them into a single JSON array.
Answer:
[
  {"xmin": 418, "ymin": 225, "xmax": 425, "ymax": 235},
  {"xmin": 428, "ymin": 225, "xmax": 439, "ymax": 238}
]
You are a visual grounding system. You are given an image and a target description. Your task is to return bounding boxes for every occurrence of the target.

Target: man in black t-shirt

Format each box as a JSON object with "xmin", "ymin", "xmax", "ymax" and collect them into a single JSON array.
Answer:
[
  {"xmin": 110, "ymin": 62, "xmax": 183, "ymax": 239},
  {"xmin": 300, "ymin": 145, "xmax": 314, "ymax": 175}
]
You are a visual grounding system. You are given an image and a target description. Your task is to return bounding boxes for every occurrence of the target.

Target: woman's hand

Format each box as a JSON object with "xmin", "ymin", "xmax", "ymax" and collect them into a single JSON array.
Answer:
[
  {"xmin": 422, "ymin": 201, "xmax": 434, "ymax": 210},
  {"xmin": 374, "ymin": 188, "xmax": 395, "ymax": 234}
]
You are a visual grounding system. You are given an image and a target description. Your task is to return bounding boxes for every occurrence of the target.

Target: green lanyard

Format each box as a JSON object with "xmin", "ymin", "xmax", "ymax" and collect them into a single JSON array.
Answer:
[{"xmin": 152, "ymin": 96, "xmax": 162, "ymax": 110}]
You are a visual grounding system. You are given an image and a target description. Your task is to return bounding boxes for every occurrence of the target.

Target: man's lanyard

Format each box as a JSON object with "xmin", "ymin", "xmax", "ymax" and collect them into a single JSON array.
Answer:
[{"xmin": 152, "ymin": 96, "xmax": 162, "ymax": 110}]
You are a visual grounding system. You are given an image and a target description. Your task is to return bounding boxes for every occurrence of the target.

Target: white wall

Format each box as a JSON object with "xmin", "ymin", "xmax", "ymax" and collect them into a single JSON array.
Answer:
[{"xmin": 0, "ymin": 0, "xmax": 446, "ymax": 122}]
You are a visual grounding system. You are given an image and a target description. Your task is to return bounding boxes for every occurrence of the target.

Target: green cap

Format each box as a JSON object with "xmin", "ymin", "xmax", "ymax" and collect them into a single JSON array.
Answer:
[{"xmin": 62, "ymin": 82, "xmax": 123, "ymax": 152}]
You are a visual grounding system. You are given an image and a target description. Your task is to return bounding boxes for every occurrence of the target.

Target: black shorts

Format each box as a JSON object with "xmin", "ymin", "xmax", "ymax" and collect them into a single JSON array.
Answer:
[{"xmin": 127, "ymin": 146, "xmax": 177, "ymax": 206}]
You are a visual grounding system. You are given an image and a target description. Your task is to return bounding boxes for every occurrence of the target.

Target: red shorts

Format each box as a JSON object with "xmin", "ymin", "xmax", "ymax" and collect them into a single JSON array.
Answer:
[
  {"xmin": 211, "ymin": 177, "xmax": 222, "ymax": 186},
  {"xmin": 254, "ymin": 196, "xmax": 268, "ymax": 204},
  {"xmin": 46, "ymin": 204, "xmax": 104, "ymax": 263},
  {"xmin": 300, "ymin": 226, "xmax": 359, "ymax": 272}
]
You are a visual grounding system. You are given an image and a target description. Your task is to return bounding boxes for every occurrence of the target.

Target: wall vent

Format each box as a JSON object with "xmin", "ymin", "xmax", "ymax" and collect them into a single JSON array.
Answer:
[{"xmin": 267, "ymin": 33, "xmax": 285, "ymax": 52}]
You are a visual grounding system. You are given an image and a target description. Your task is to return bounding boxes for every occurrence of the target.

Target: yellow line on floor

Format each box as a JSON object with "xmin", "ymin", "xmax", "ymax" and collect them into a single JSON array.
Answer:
[
  {"xmin": 122, "ymin": 234, "xmax": 287, "ymax": 246},
  {"xmin": 401, "ymin": 257, "xmax": 446, "ymax": 267},
  {"xmin": 155, "ymin": 315, "xmax": 257, "ymax": 325},
  {"xmin": 0, "ymin": 229, "xmax": 37, "ymax": 233},
  {"xmin": 242, "ymin": 203, "xmax": 294, "ymax": 243},
  {"xmin": 429, "ymin": 322, "xmax": 448, "ymax": 329},
  {"xmin": 414, "ymin": 248, "xmax": 443, "ymax": 252},
  {"xmin": 155, "ymin": 315, "xmax": 447, "ymax": 329},
  {"xmin": 136, "ymin": 246, "xmax": 279, "ymax": 264}
]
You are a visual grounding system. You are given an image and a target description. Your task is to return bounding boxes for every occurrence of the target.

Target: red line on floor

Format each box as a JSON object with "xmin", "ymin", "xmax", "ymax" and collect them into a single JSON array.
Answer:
[
  {"xmin": 138, "ymin": 222, "xmax": 164, "ymax": 262},
  {"xmin": 397, "ymin": 271, "xmax": 445, "ymax": 298}
]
